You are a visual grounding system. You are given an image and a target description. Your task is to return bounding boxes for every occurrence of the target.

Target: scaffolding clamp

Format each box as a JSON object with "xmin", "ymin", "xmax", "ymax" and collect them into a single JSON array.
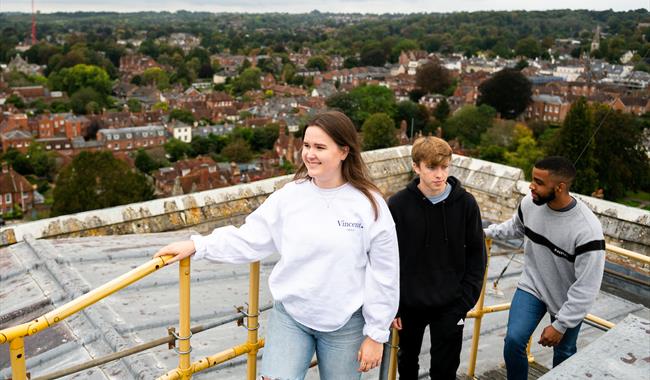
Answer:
[
  {"xmin": 167, "ymin": 326, "xmax": 193, "ymax": 354},
  {"xmin": 235, "ymin": 303, "xmax": 259, "ymax": 331}
]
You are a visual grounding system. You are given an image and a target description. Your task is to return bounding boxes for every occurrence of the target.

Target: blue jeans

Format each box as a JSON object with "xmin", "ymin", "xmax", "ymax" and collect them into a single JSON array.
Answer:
[
  {"xmin": 260, "ymin": 301, "xmax": 365, "ymax": 380},
  {"xmin": 504, "ymin": 289, "xmax": 582, "ymax": 380}
]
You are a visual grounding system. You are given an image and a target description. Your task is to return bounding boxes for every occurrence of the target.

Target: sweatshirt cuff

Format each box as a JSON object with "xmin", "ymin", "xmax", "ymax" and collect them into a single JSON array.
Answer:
[
  {"xmin": 551, "ymin": 320, "xmax": 568, "ymax": 334},
  {"xmin": 190, "ymin": 234, "xmax": 207, "ymax": 260},
  {"xmin": 363, "ymin": 325, "xmax": 389, "ymax": 344}
]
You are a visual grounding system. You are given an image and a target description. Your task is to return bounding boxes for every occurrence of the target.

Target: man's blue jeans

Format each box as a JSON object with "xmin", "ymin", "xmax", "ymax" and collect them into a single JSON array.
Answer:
[{"xmin": 504, "ymin": 289, "xmax": 582, "ymax": 380}]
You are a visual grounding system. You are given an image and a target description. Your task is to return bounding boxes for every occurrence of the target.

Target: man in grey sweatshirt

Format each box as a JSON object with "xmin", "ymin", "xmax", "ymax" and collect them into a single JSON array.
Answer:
[{"xmin": 484, "ymin": 156, "xmax": 605, "ymax": 380}]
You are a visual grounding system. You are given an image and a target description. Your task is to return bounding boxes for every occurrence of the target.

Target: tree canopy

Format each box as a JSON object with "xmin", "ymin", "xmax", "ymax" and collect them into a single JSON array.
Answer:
[
  {"xmin": 550, "ymin": 97, "xmax": 598, "ymax": 195},
  {"xmin": 477, "ymin": 68, "xmax": 532, "ymax": 119},
  {"xmin": 443, "ymin": 104, "xmax": 496, "ymax": 148},
  {"xmin": 362, "ymin": 113, "xmax": 397, "ymax": 151},
  {"xmin": 48, "ymin": 64, "xmax": 113, "ymax": 96},
  {"xmin": 52, "ymin": 151, "xmax": 154, "ymax": 216},
  {"xmin": 326, "ymin": 84, "xmax": 396, "ymax": 129},
  {"xmin": 415, "ymin": 61, "xmax": 452, "ymax": 95}
]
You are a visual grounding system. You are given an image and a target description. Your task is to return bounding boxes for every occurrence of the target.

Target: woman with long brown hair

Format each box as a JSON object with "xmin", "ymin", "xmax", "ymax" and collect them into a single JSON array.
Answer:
[{"xmin": 154, "ymin": 110, "xmax": 399, "ymax": 379}]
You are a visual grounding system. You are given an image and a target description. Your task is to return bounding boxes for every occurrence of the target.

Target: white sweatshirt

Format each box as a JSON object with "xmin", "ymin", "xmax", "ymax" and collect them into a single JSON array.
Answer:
[{"xmin": 191, "ymin": 180, "xmax": 400, "ymax": 343}]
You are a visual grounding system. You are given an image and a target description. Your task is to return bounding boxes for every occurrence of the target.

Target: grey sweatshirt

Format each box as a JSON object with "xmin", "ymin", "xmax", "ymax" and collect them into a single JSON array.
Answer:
[{"xmin": 485, "ymin": 194, "xmax": 605, "ymax": 334}]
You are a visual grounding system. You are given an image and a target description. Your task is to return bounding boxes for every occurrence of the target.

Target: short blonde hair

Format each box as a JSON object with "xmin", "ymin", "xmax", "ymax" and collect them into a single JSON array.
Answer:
[{"xmin": 412, "ymin": 136, "xmax": 452, "ymax": 167}]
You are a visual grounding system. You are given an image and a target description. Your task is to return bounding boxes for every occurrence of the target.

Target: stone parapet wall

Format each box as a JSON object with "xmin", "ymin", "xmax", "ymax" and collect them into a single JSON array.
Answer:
[
  {"xmin": 1, "ymin": 146, "xmax": 648, "ymax": 263},
  {"xmin": 0, "ymin": 146, "xmax": 414, "ymax": 246}
]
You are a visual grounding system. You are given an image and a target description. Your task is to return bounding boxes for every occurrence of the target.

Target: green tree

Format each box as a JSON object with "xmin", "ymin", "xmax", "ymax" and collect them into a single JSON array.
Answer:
[
  {"xmin": 348, "ymin": 85, "xmax": 397, "ymax": 128},
  {"xmin": 504, "ymin": 136, "xmax": 544, "ymax": 180},
  {"xmin": 391, "ymin": 39, "xmax": 420, "ymax": 62},
  {"xmin": 477, "ymin": 68, "xmax": 532, "ymax": 119},
  {"xmin": 343, "ymin": 56, "xmax": 361, "ymax": 68},
  {"xmin": 52, "ymin": 151, "xmax": 154, "ymax": 216},
  {"xmin": 153, "ymin": 102, "xmax": 169, "ymax": 112},
  {"xmin": 48, "ymin": 64, "xmax": 112, "ymax": 96},
  {"xmin": 515, "ymin": 59, "xmax": 529, "ymax": 70},
  {"xmin": 325, "ymin": 92, "xmax": 356, "ymax": 117},
  {"xmin": 305, "ymin": 56, "xmax": 328, "ymax": 72},
  {"xmin": 360, "ymin": 42, "xmax": 387, "ymax": 67},
  {"xmin": 232, "ymin": 67, "xmax": 262, "ymax": 94},
  {"xmin": 443, "ymin": 104, "xmax": 496, "ymax": 148},
  {"xmin": 134, "ymin": 148, "xmax": 162, "ymax": 174},
  {"xmin": 164, "ymin": 138, "xmax": 193, "ymax": 162},
  {"xmin": 592, "ymin": 105, "xmax": 650, "ymax": 199},
  {"xmin": 141, "ymin": 67, "xmax": 170, "ymax": 90},
  {"xmin": 169, "ymin": 109, "xmax": 195, "ymax": 125},
  {"xmin": 69, "ymin": 87, "xmax": 104, "ymax": 115},
  {"xmin": 6, "ymin": 94, "xmax": 25, "ymax": 109},
  {"xmin": 27, "ymin": 143, "xmax": 57, "ymax": 180},
  {"xmin": 251, "ymin": 124, "xmax": 280, "ymax": 152},
  {"xmin": 415, "ymin": 61, "xmax": 452, "ymax": 94},
  {"xmin": 362, "ymin": 113, "xmax": 397, "ymax": 151},
  {"xmin": 515, "ymin": 37, "xmax": 541, "ymax": 58},
  {"xmin": 551, "ymin": 97, "xmax": 598, "ymax": 195},
  {"xmin": 221, "ymin": 138, "xmax": 253, "ymax": 162},
  {"xmin": 433, "ymin": 99, "xmax": 450, "ymax": 122},
  {"xmin": 394, "ymin": 101, "xmax": 430, "ymax": 136},
  {"xmin": 281, "ymin": 62, "xmax": 297, "ymax": 83},
  {"xmin": 127, "ymin": 98, "xmax": 142, "ymax": 113}
]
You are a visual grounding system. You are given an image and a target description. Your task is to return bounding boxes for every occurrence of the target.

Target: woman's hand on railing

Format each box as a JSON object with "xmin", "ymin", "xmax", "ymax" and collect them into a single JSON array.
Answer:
[{"xmin": 154, "ymin": 240, "xmax": 197, "ymax": 265}]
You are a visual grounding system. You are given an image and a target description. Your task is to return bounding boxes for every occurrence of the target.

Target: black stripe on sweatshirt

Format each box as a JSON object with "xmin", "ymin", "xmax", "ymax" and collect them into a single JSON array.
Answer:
[
  {"xmin": 524, "ymin": 227, "xmax": 604, "ymax": 262},
  {"xmin": 575, "ymin": 239, "xmax": 606, "ymax": 255}
]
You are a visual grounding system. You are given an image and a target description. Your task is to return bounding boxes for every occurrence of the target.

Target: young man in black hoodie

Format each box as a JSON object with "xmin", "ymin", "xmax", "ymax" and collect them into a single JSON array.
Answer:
[{"xmin": 388, "ymin": 136, "xmax": 486, "ymax": 379}]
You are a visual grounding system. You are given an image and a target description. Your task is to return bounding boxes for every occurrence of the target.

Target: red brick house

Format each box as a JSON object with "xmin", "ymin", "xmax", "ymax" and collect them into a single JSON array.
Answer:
[
  {"xmin": 37, "ymin": 113, "xmax": 90, "ymax": 139},
  {"xmin": 119, "ymin": 54, "xmax": 161, "ymax": 77},
  {"xmin": 152, "ymin": 156, "xmax": 230, "ymax": 197},
  {"xmin": 525, "ymin": 94, "xmax": 571, "ymax": 123},
  {"xmin": 0, "ymin": 163, "xmax": 34, "ymax": 215},
  {"xmin": 1, "ymin": 130, "xmax": 33, "ymax": 153},
  {"xmin": 0, "ymin": 113, "xmax": 29, "ymax": 133},
  {"xmin": 273, "ymin": 125, "xmax": 302, "ymax": 165},
  {"xmin": 97, "ymin": 125, "xmax": 167, "ymax": 152}
]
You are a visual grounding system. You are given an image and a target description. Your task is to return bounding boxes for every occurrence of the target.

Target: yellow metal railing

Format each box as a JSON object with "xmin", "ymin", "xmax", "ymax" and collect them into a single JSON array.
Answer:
[
  {"xmin": 0, "ymin": 240, "xmax": 647, "ymax": 379},
  {"xmin": 0, "ymin": 255, "xmax": 264, "ymax": 380},
  {"xmin": 0, "ymin": 255, "xmax": 174, "ymax": 380}
]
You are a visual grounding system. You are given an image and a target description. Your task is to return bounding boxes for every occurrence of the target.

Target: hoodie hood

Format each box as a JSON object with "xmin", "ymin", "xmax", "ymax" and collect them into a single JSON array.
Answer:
[{"xmin": 405, "ymin": 176, "xmax": 466, "ymax": 246}]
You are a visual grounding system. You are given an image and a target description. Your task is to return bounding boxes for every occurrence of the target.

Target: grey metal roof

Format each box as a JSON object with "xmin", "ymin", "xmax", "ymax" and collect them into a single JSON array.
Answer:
[
  {"xmin": 0, "ymin": 235, "xmax": 648, "ymax": 379},
  {"xmin": 1, "ymin": 129, "xmax": 32, "ymax": 139},
  {"xmin": 532, "ymin": 94, "xmax": 565, "ymax": 104},
  {"xmin": 97, "ymin": 125, "xmax": 166, "ymax": 139}
]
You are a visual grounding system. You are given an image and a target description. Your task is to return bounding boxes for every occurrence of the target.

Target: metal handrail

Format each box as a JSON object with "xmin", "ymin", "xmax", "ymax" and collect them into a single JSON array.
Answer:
[
  {"xmin": 0, "ymin": 256, "xmax": 174, "ymax": 380},
  {"xmin": 606, "ymin": 244, "xmax": 650, "ymax": 265},
  {"xmin": 0, "ymin": 256, "xmax": 171, "ymax": 345}
]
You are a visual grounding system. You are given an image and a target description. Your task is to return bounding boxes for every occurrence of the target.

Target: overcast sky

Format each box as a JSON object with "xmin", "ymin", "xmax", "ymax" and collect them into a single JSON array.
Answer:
[{"xmin": 1, "ymin": 0, "xmax": 648, "ymax": 14}]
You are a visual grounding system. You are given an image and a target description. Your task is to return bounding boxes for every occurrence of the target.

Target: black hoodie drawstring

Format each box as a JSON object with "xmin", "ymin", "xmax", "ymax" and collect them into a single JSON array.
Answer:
[
  {"xmin": 423, "ymin": 196, "xmax": 431, "ymax": 247},
  {"xmin": 442, "ymin": 201, "xmax": 449, "ymax": 245}
]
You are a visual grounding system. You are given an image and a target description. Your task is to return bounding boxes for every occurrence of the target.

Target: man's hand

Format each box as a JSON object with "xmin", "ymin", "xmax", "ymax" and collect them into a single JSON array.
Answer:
[
  {"xmin": 538, "ymin": 325, "xmax": 563, "ymax": 347},
  {"xmin": 391, "ymin": 317, "xmax": 402, "ymax": 330},
  {"xmin": 153, "ymin": 240, "xmax": 196, "ymax": 265},
  {"xmin": 357, "ymin": 337, "xmax": 383, "ymax": 372}
]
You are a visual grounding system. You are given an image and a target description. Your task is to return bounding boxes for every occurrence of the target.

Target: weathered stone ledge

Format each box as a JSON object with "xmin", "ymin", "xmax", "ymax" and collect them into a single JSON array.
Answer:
[{"xmin": 1, "ymin": 147, "xmax": 647, "ymax": 263}]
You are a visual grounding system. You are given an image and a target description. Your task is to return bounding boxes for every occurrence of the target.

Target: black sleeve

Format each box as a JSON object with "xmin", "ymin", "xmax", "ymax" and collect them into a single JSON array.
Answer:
[{"xmin": 458, "ymin": 195, "xmax": 487, "ymax": 315}]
